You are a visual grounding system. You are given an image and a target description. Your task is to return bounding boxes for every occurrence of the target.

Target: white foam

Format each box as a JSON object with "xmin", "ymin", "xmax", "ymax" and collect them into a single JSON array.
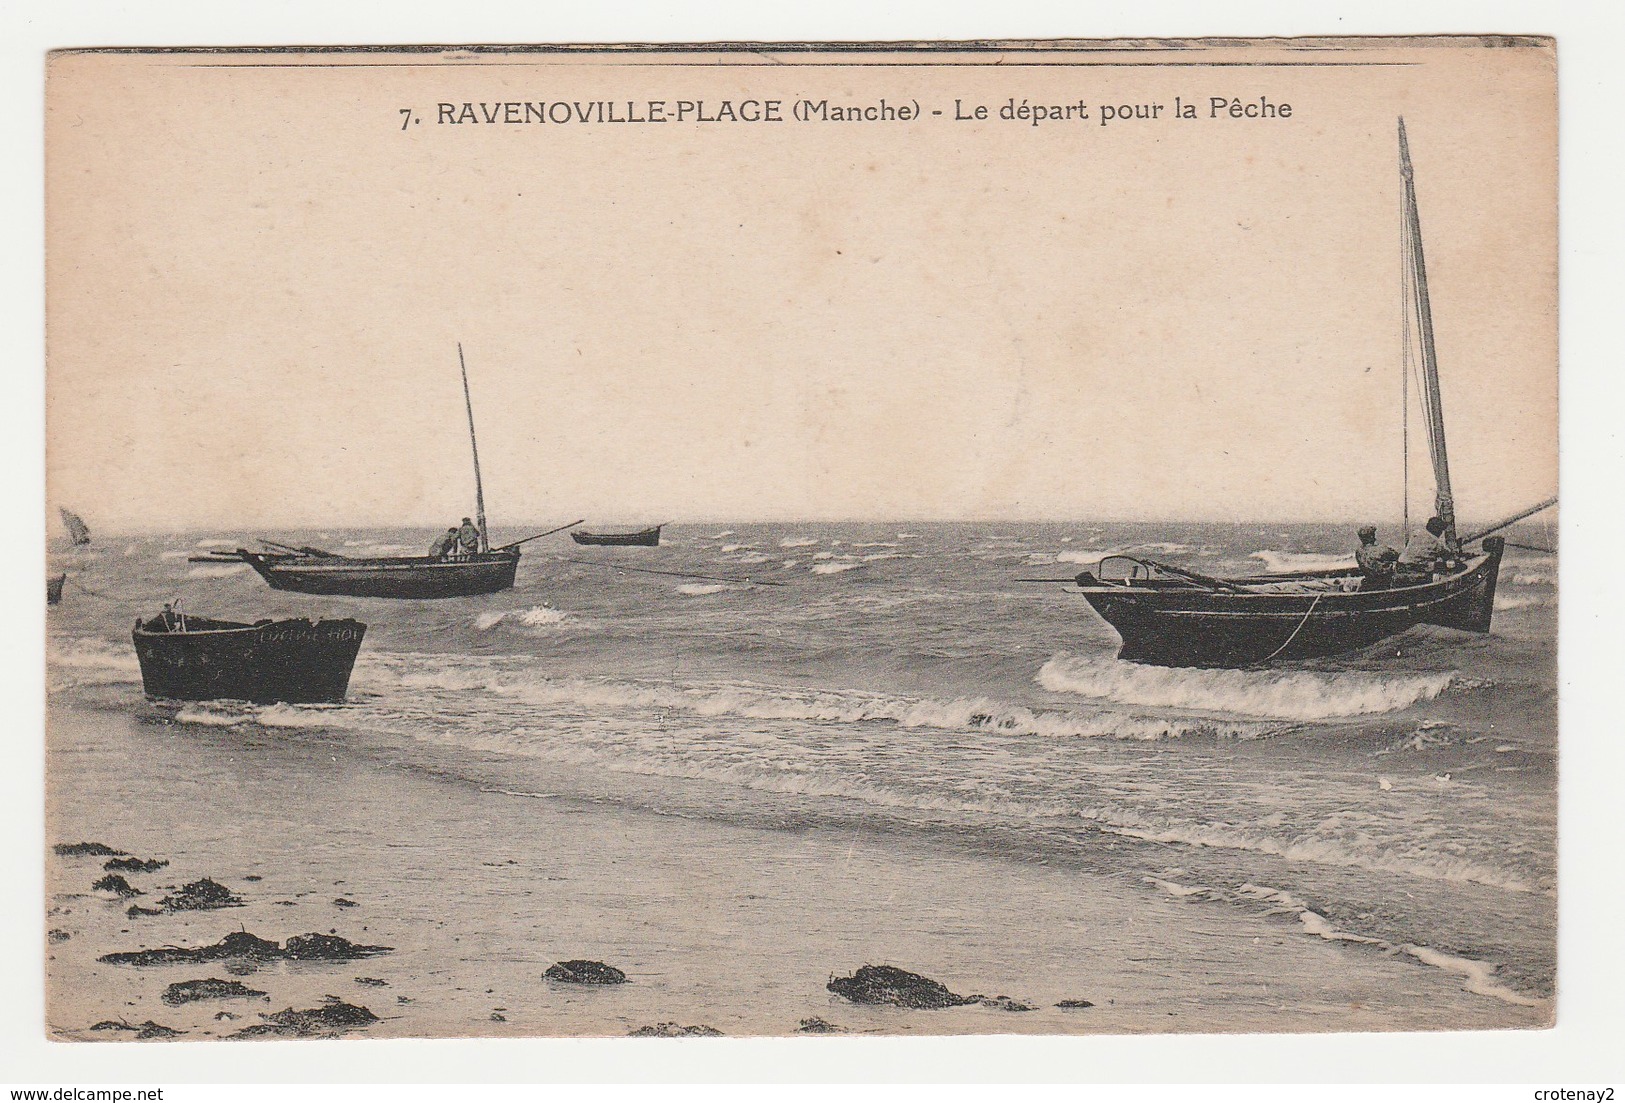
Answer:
[
  {"xmin": 1038, "ymin": 653, "xmax": 1454, "ymax": 721},
  {"xmin": 1494, "ymin": 594, "xmax": 1549, "ymax": 611},
  {"xmin": 1510, "ymin": 569, "xmax": 1554, "ymax": 586},
  {"xmin": 174, "ymin": 706, "xmax": 249, "ymax": 727},
  {"xmin": 1236, "ymin": 884, "xmax": 1545, "ymax": 1007},
  {"xmin": 186, "ymin": 563, "xmax": 248, "ymax": 579},
  {"xmin": 477, "ymin": 606, "xmax": 574, "ymax": 631},
  {"xmin": 194, "ymin": 538, "xmax": 235, "ymax": 547},
  {"xmin": 779, "ymin": 536, "xmax": 819, "ymax": 548},
  {"xmin": 1249, "ymin": 549, "xmax": 1357, "ymax": 573},
  {"xmin": 720, "ymin": 543, "xmax": 756, "ymax": 553},
  {"xmin": 676, "ymin": 583, "xmax": 728, "ymax": 596},
  {"xmin": 722, "ymin": 552, "xmax": 770, "ymax": 565},
  {"xmin": 811, "ymin": 561, "xmax": 863, "ymax": 575},
  {"xmin": 255, "ymin": 703, "xmax": 343, "ymax": 728}
]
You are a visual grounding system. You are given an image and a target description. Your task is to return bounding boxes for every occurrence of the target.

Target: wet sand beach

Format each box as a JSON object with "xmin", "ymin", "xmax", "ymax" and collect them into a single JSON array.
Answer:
[{"xmin": 46, "ymin": 704, "xmax": 1546, "ymax": 1039}]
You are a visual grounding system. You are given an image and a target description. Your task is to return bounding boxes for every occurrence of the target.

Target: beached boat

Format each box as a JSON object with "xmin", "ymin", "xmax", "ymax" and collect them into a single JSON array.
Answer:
[
  {"xmin": 1053, "ymin": 120, "xmax": 1553, "ymax": 668},
  {"xmin": 132, "ymin": 609, "xmax": 366, "ymax": 703},
  {"xmin": 59, "ymin": 508, "xmax": 90, "ymax": 546},
  {"xmin": 571, "ymin": 525, "xmax": 662, "ymax": 547},
  {"xmin": 195, "ymin": 346, "xmax": 577, "ymax": 598}
]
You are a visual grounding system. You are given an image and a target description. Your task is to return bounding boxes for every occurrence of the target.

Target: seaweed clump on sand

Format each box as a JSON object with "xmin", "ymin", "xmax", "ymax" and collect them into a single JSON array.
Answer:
[
  {"xmin": 158, "ymin": 878, "xmax": 243, "ymax": 911},
  {"xmin": 544, "ymin": 960, "xmax": 628, "ymax": 985},
  {"xmin": 161, "ymin": 978, "xmax": 269, "ymax": 1006},
  {"xmin": 827, "ymin": 965, "xmax": 980, "ymax": 1009},
  {"xmin": 55, "ymin": 842, "xmax": 127, "ymax": 857},
  {"xmin": 87, "ymin": 1019, "xmax": 184, "ymax": 1040},
  {"xmin": 628, "ymin": 1022, "xmax": 723, "ymax": 1037},
  {"xmin": 796, "ymin": 1017, "xmax": 846, "ymax": 1034},
  {"xmin": 100, "ymin": 930, "xmax": 390, "ymax": 968},
  {"xmin": 1056, "ymin": 998, "xmax": 1095, "ymax": 1009},
  {"xmin": 235, "ymin": 998, "xmax": 379, "ymax": 1038},
  {"xmin": 91, "ymin": 874, "xmax": 143, "ymax": 897},
  {"xmin": 126, "ymin": 904, "xmax": 164, "ymax": 918},
  {"xmin": 105, "ymin": 856, "xmax": 168, "ymax": 873},
  {"xmin": 978, "ymin": 996, "xmax": 1037, "ymax": 1012}
]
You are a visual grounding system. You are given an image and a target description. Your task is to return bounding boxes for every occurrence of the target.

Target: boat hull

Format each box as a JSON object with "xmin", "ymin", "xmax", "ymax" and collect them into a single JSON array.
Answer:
[
  {"xmin": 571, "ymin": 527, "xmax": 661, "ymax": 547},
  {"xmin": 242, "ymin": 551, "xmax": 519, "ymax": 598},
  {"xmin": 1078, "ymin": 538, "xmax": 1503, "ymax": 668},
  {"xmin": 132, "ymin": 616, "xmax": 367, "ymax": 704}
]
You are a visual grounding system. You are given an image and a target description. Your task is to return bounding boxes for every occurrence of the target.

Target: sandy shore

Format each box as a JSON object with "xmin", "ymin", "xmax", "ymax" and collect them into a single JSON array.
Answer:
[{"xmin": 45, "ymin": 702, "xmax": 1545, "ymax": 1039}]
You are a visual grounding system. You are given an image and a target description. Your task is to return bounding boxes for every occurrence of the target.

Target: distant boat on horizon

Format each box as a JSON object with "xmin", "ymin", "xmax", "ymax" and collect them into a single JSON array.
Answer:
[
  {"xmin": 59, "ymin": 508, "xmax": 90, "ymax": 546},
  {"xmin": 571, "ymin": 525, "xmax": 663, "ymax": 547}
]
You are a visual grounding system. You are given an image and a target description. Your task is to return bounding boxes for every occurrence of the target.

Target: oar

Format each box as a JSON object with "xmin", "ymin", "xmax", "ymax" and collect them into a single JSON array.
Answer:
[
  {"xmin": 555, "ymin": 556, "xmax": 787, "ymax": 587},
  {"xmin": 1459, "ymin": 496, "xmax": 1557, "ymax": 546},
  {"xmin": 492, "ymin": 520, "xmax": 586, "ymax": 552}
]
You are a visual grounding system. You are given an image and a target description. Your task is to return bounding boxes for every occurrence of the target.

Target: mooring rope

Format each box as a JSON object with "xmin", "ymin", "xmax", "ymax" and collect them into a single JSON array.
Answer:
[{"xmin": 1252, "ymin": 590, "xmax": 1326, "ymax": 667}]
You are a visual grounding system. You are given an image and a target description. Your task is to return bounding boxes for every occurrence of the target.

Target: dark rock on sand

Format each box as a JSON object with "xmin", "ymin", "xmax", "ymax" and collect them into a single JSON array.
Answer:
[
  {"xmin": 827, "ymin": 965, "xmax": 979, "ymax": 1009},
  {"xmin": 283, "ymin": 932, "xmax": 392, "ymax": 961},
  {"xmin": 85, "ymin": 1019, "xmax": 183, "ymax": 1040},
  {"xmin": 354, "ymin": 976, "xmax": 388, "ymax": 987},
  {"xmin": 796, "ymin": 1016, "xmax": 847, "ymax": 1034},
  {"xmin": 1056, "ymin": 999, "xmax": 1095, "ymax": 1009},
  {"xmin": 126, "ymin": 904, "xmax": 164, "ymax": 918},
  {"xmin": 243, "ymin": 875, "xmax": 263, "ymax": 882},
  {"xmin": 214, "ymin": 1011, "xmax": 239, "ymax": 1022},
  {"xmin": 236, "ymin": 999, "xmax": 379, "ymax": 1038},
  {"xmin": 162, "ymin": 978, "xmax": 269, "ymax": 1006},
  {"xmin": 545, "ymin": 959, "xmax": 628, "ymax": 985},
  {"xmin": 92, "ymin": 874, "xmax": 142, "ymax": 897},
  {"xmin": 48, "ymin": 928, "xmax": 70, "ymax": 944},
  {"xmin": 979, "ymin": 996, "xmax": 1037, "ymax": 1011},
  {"xmin": 89, "ymin": 1020, "xmax": 138, "ymax": 1032},
  {"xmin": 56, "ymin": 842, "xmax": 127, "ymax": 857},
  {"xmin": 101, "ymin": 931, "xmax": 283, "ymax": 967},
  {"xmin": 158, "ymin": 878, "xmax": 243, "ymax": 911},
  {"xmin": 105, "ymin": 857, "xmax": 168, "ymax": 873},
  {"xmin": 628, "ymin": 1022, "xmax": 724, "ymax": 1037},
  {"xmin": 334, "ymin": 897, "xmax": 358, "ymax": 908}
]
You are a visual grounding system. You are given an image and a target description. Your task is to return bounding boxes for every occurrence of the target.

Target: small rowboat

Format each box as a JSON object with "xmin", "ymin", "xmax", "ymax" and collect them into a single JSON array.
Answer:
[
  {"xmin": 571, "ymin": 525, "xmax": 662, "ymax": 547},
  {"xmin": 132, "ymin": 610, "xmax": 366, "ymax": 703}
]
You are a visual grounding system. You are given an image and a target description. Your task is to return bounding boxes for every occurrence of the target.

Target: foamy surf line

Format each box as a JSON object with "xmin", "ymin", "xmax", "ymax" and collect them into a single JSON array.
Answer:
[
  {"xmin": 357, "ymin": 655, "xmax": 1281, "ymax": 741},
  {"xmin": 1038, "ymin": 653, "xmax": 1454, "ymax": 720},
  {"xmin": 1235, "ymin": 884, "xmax": 1545, "ymax": 1007}
]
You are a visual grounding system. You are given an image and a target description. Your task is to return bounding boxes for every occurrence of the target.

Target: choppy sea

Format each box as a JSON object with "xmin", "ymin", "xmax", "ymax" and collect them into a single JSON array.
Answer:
[{"xmin": 46, "ymin": 521, "xmax": 1557, "ymax": 1009}]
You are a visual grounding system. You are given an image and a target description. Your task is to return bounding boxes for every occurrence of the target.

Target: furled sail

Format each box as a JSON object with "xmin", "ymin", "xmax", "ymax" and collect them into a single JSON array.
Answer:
[{"xmin": 1398, "ymin": 118, "xmax": 1457, "ymax": 545}]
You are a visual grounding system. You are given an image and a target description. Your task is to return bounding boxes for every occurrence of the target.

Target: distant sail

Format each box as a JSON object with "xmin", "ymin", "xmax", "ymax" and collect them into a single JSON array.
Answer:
[{"xmin": 59, "ymin": 508, "xmax": 90, "ymax": 545}]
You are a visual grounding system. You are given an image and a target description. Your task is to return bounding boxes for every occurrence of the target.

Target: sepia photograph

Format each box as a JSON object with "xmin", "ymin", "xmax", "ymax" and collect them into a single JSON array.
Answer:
[{"xmin": 39, "ymin": 35, "xmax": 1561, "ymax": 1051}]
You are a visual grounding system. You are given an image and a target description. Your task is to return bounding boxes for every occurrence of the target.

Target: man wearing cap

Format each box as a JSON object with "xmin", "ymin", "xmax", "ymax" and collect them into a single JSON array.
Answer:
[
  {"xmin": 456, "ymin": 517, "xmax": 482, "ymax": 557},
  {"xmin": 428, "ymin": 527, "xmax": 459, "ymax": 561},
  {"xmin": 1395, "ymin": 517, "xmax": 1455, "ymax": 584},
  {"xmin": 1355, "ymin": 526, "xmax": 1398, "ymax": 590}
]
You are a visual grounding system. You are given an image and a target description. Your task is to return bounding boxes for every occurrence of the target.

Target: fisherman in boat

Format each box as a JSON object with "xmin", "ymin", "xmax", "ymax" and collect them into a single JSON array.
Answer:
[
  {"xmin": 456, "ymin": 517, "xmax": 481, "ymax": 558},
  {"xmin": 1395, "ymin": 517, "xmax": 1456, "ymax": 584},
  {"xmin": 1355, "ymin": 525, "xmax": 1399, "ymax": 590},
  {"xmin": 428, "ymin": 527, "xmax": 459, "ymax": 560}
]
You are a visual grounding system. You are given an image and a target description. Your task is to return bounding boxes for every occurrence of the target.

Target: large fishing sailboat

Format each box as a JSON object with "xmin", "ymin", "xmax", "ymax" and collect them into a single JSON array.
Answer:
[
  {"xmin": 198, "ymin": 346, "xmax": 576, "ymax": 599},
  {"xmin": 1057, "ymin": 120, "xmax": 1553, "ymax": 668}
]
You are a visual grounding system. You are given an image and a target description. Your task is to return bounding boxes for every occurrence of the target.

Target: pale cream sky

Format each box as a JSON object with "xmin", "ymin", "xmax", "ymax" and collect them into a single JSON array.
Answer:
[{"xmin": 46, "ymin": 41, "xmax": 1556, "ymax": 532}]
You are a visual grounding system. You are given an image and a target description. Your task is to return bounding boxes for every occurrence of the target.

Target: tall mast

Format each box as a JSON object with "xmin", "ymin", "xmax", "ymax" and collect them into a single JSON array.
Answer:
[
  {"xmin": 1398, "ymin": 117, "xmax": 1457, "ymax": 545},
  {"xmin": 457, "ymin": 342, "xmax": 489, "ymax": 553}
]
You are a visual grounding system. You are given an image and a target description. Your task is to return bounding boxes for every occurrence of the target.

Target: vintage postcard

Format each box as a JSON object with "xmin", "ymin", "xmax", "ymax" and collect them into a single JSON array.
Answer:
[{"xmin": 44, "ymin": 38, "xmax": 1556, "ymax": 1040}]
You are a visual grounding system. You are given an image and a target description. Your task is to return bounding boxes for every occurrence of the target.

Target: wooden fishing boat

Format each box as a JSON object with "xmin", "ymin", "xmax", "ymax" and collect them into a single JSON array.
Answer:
[
  {"xmin": 1045, "ymin": 120, "xmax": 1553, "ymax": 668},
  {"xmin": 132, "ymin": 609, "xmax": 366, "ymax": 703},
  {"xmin": 194, "ymin": 346, "xmax": 577, "ymax": 599},
  {"xmin": 571, "ymin": 525, "xmax": 662, "ymax": 547}
]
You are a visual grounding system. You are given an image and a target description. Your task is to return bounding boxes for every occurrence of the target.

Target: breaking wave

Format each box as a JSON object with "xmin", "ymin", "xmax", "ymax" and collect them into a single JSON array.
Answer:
[
  {"xmin": 1249, "ymin": 550, "xmax": 1356, "ymax": 573},
  {"xmin": 811, "ymin": 561, "xmax": 864, "ymax": 575},
  {"xmin": 186, "ymin": 563, "xmax": 248, "ymax": 579},
  {"xmin": 676, "ymin": 583, "xmax": 729, "ymax": 596},
  {"xmin": 475, "ymin": 605, "xmax": 574, "ymax": 631},
  {"xmin": 361, "ymin": 658, "xmax": 1278, "ymax": 742},
  {"xmin": 779, "ymin": 536, "xmax": 819, "ymax": 548},
  {"xmin": 1037, "ymin": 653, "xmax": 1454, "ymax": 720}
]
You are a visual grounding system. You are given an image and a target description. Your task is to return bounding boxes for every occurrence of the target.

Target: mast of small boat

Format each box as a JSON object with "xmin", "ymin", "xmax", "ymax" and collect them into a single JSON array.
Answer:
[
  {"xmin": 457, "ymin": 343, "xmax": 489, "ymax": 553},
  {"xmin": 1399, "ymin": 117, "xmax": 1457, "ymax": 547}
]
